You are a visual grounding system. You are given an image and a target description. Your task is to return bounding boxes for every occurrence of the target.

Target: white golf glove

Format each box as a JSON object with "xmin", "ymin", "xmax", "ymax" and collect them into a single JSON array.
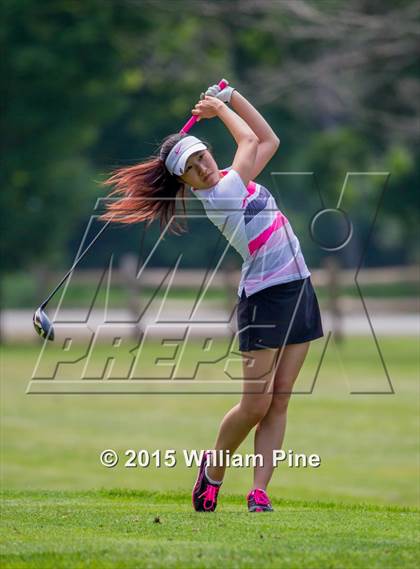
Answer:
[{"xmin": 200, "ymin": 80, "xmax": 235, "ymax": 104}]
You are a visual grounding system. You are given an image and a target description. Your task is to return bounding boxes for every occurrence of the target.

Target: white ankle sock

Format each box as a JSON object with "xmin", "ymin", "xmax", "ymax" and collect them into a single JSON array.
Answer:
[{"xmin": 205, "ymin": 465, "xmax": 222, "ymax": 485}]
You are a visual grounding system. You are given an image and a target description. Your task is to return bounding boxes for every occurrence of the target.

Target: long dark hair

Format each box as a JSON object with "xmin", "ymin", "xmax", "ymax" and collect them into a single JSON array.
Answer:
[{"xmin": 99, "ymin": 133, "xmax": 207, "ymax": 236}]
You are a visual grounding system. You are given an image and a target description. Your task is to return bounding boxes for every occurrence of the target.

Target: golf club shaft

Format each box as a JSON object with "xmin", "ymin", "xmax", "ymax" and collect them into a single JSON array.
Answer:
[{"xmin": 40, "ymin": 218, "xmax": 112, "ymax": 309}]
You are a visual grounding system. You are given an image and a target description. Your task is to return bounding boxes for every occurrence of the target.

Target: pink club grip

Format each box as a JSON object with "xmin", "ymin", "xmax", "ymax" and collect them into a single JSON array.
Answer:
[{"xmin": 180, "ymin": 79, "xmax": 229, "ymax": 134}]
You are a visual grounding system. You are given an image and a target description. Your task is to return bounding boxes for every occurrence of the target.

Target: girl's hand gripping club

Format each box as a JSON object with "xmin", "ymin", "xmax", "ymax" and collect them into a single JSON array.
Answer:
[{"xmin": 180, "ymin": 78, "xmax": 229, "ymax": 134}]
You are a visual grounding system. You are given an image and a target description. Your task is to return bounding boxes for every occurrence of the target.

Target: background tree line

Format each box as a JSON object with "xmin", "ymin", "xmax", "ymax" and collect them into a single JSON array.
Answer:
[{"xmin": 2, "ymin": 0, "xmax": 419, "ymax": 278}]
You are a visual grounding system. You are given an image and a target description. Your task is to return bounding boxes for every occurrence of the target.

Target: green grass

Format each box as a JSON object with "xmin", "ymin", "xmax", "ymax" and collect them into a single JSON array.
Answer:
[
  {"xmin": 1, "ymin": 337, "xmax": 419, "ymax": 503},
  {"xmin": 1, "ymin": 490, "xmax": 419, "ymax": 569},
  {"xmin": 1, "ymin": 337, "xmax": 419, "ymax": 567}
]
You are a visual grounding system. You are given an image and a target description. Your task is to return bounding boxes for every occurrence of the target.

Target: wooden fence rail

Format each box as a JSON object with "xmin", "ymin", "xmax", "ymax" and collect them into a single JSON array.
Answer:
[{"xmin": 48, "ymin": 263, "xmax": 419, "ymax": 288}]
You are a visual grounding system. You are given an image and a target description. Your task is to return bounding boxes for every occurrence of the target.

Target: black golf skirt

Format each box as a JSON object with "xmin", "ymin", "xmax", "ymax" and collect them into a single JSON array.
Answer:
[{"xmin": 236, "ymin": 276, "xmax": 324, "ymax": 352}]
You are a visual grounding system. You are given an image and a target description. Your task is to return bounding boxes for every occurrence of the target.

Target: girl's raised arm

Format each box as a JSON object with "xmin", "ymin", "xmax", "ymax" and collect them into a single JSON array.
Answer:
[
  {"xmin": 202, "ymin": 84, "xmax": 280, "ymax": 181},
  {"xmin": 193, "ymin": 95, "xmax": 258, "ymax": 188},
  {"xmin": 229, "ymin": 90, "xmax": 280, "ymax": 180}
]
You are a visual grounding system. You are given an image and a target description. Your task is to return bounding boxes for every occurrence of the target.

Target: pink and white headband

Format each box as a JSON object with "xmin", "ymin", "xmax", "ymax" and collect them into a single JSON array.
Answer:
[{"xmin": 164, "ymin": 135, "xmax": 207, "ymax": 176}]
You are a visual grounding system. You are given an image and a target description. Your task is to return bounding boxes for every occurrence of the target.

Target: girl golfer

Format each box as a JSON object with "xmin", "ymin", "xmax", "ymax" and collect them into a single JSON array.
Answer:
[{"xmin": 101, "ymin": 82, "xmax": 324, "ymax": 513}]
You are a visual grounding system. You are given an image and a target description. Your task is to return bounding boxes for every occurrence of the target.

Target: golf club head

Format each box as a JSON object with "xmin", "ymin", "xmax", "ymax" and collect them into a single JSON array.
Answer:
[{"xmin": 33, "ymin": 307, "xmax": 55, "ymax": 341}]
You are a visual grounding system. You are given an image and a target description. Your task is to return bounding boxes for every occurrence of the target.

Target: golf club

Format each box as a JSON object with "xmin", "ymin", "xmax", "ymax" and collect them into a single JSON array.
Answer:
[
  {"xmin": 32, "ymin": 219, "xmax": 113, "ymax": 341},
  {"xmin": 33, "ymin": 78, "xmax": 229, "ymax": 341}
]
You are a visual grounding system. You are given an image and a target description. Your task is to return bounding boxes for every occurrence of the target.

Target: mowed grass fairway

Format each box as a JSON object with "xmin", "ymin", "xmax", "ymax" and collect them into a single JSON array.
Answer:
[
  {"xmin": 1, "ymin": 337, "xmax": 419, "ymax": 568},
  {"xmin": 1, "ymin": 490, "xmax": 418, "ymax": 569}
]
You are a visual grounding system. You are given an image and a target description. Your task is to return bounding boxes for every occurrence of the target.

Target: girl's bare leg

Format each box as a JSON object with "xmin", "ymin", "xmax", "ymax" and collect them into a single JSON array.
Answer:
[
  {"xmin": 252, "ymin": 341, "xmax": 311, "ymax": 490},
  {"xmin": 206, "ymin": 348, "xmax": 278, "ymax": 482}
]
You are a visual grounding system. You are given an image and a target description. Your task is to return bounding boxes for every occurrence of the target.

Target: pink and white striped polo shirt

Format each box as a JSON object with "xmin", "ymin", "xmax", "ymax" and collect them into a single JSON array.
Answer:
[{"xmin": 191, "ymin": 167, "xmax": 311, "ymax": 298}]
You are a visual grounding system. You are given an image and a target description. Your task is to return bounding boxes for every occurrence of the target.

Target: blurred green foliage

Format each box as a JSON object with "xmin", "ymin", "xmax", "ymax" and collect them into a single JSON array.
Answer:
[{"xmin": 2, "ymin": 0, "xmax": 419, "ymax": 275}]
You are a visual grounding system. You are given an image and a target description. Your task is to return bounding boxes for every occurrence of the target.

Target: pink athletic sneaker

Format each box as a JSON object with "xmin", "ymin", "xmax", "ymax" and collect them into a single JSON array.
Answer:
[
  {"xmin": 247, "ymin": 488, "xmax": 274, "ymax": 512},
  {"xmin": 192, "ymin": 451, "xmax": 222, "ymax": 512}
]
